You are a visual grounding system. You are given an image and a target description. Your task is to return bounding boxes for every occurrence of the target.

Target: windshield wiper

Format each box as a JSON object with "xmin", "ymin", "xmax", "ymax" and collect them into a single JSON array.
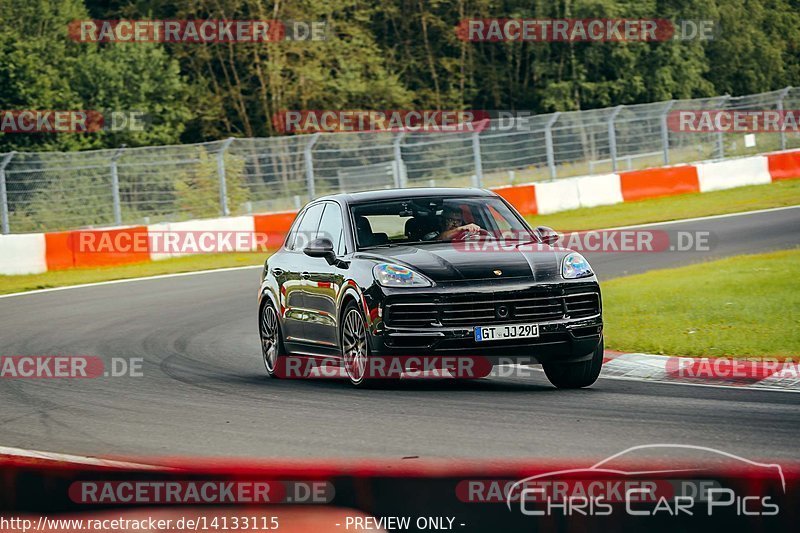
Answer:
[
  {"xmin": 360, "ymin": 243, "xmax": 400, "ymax": 250},
  {"xmin": 360, "ymin": 239, "xmax": 441, "ymax": 250}
]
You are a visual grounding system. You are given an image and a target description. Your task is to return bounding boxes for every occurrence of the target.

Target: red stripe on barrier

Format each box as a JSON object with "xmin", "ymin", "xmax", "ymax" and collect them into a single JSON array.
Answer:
[
  {"xmin": 44, "ymin": 231, "xmax": 76, "ymax": 270},
  {"xmin": 767, "ymin": 150, "xmax": 800, "ymax": 181},
  {"xmin": 45, "ymin": 227, "xmax": 151, "ymax": 271},
  {"xmin": 619, "ymin": 165, "xmax": 700, "ymax": 202},
  {"xmin": 492, "ymin": 185, "xmax": 538, "ymax": 215},
  {"xmin": 253, "ymin": 212, "xmax": 297, "ymax": 250}
]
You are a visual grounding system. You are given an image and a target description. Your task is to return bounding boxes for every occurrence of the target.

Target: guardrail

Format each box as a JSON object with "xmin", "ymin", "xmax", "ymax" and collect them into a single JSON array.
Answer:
[
  {"xmin": 2, "ymin": 149, "xmax": 798, "ymax": 276},
  {"xmin": 1, "ymin": 87, "xmax": 799, "ymax": 234}
]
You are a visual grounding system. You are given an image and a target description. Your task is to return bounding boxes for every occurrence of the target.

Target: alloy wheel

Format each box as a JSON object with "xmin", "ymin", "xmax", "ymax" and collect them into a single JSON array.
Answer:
[
  {"xmin": 260, "ymin": 305, "xmax": 280, "ymax": 374},
  {"xmin": 342, "ymin": 308, "xmax": 368, "ymax": 384}
]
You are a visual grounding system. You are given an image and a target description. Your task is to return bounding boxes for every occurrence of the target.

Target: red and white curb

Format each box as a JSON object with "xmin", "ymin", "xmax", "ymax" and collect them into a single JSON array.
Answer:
[{"xmin": 600, "ymin": 351, "xmax": 800, "ymax": 392}]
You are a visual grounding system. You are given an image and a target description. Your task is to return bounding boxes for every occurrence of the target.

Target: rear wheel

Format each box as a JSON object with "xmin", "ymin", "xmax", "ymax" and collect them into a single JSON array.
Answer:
[
  {"xmin": 542, "ymin": 337, "xmax": 604, "ymax": 389},
  {"xmin": 259, "ymin": 302, "xmax": 285, "ymax": 378}
]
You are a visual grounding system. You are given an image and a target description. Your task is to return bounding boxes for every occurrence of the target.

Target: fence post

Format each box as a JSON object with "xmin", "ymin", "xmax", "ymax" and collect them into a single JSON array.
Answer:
[
  {"xmin": 544, "ymin": 112, "xmax": 560, "ymax": 179},
  {"xmin": 471, "ymin": 128, "xmax": 484, "ymax": 188},
  {"xmin": 608, "ymin": 106, "xmax": 624, "ymax": 172},
  {"xmin": 660, "ymin": 101, "xmax": 675, "ymax": 165},
  {"xmin": 217, "ymin": 137, "xmax": 235, "ymax": 216},
  {"xmin": 393, "ymin": 132, "xmax": 407, "ymax": 188},
  {"xmin": 0, "ymin": 152, "xmax": 16, "ymax": 234},
  {"xmin": 304, "ymin": 133, "xmax": 320, "ymax": 200},
  {"xmin": 777, "ymin": 87, "xmax": 791, "ymax": 151},
  {"xmin": 110, "ymin": 145, "xmax": 126, "ymax": 225},
  {"xmin": 717, "ymin": 95, "xmax": 730, "ymax": 159}
]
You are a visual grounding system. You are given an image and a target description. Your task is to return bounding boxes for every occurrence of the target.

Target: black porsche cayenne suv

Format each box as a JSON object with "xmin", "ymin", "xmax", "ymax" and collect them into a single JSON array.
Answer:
[{"xmin": 258, "ymin": 188, "xmax": 603, "ymax": 388}]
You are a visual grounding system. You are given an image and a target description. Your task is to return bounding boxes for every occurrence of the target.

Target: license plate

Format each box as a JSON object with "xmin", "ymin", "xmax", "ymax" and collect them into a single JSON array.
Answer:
[{"xmin": 474, "ymin": 323, "xmax": 539, "ymax": 342}]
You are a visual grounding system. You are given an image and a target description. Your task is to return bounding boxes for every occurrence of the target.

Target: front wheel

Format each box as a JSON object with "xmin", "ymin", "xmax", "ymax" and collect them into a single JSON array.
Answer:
[
  {"xmin": 259, "ymin": 302, "xmax": 286, "ymax": 378},
  {"xmin": 341, "ymin": 301, "xmax": 372, "ymax": 387},
  {"xmin": 542, "ymin": 337, "xmax": 604, "ymax": 389}
]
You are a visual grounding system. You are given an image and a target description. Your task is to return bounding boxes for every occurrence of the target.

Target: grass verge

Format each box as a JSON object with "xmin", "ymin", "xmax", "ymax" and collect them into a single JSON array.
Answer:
[
  {"xmin": 525, "ymin": 179, "xmax": 800, "ymax": 231},
  {"xmin": 602, "ymin": 249, "xmax": 800, "ymax": 358},
  {"xmin": 0, "ymin": 252, "xmax": 267, "ymax": 295}
]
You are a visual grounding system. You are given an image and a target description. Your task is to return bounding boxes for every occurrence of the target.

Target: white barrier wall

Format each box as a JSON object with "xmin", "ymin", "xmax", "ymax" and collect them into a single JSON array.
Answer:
[
  {"xmin": 575, "ymin": 173, "xmax": 623, "ymax": 208},
  {"xmin": 148, "ymin": 216, "xmax": 256, "ymax": 261},
  {"xmin": 0, "ymin": 149, "xmax": 796, "ymax": 277},
  {"xmin": 697, "ymin": 156, "xmax": 772, "ymax": 192},
  {"xmin": 0, "ymin": 234, "xmax": 47, "ymax": 275},
  {"xmin": 534, "ymin": 179, "xmax": 581, "ymax": 214}
]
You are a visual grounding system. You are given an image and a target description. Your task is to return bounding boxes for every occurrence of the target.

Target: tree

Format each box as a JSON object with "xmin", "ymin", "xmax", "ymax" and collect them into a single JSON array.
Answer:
[{"xmin": 0, "ymin": 0, "xmax": 191, "ymax": 152}]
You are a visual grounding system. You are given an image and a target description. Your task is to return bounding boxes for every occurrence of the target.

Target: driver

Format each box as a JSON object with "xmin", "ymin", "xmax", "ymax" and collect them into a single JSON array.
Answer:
[{"xmin": 422, "ymin": 205, "xmax": 482, "ymax": 241}]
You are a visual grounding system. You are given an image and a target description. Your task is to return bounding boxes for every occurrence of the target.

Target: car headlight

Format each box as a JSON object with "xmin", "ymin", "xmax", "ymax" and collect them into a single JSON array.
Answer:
[
  {"xmin": 562, "ymin": 252, "xmax": 593, "ymax": 279},
  {"xmin": 373, "ymin": 263, "xmax": 432, "ymax": 287}
]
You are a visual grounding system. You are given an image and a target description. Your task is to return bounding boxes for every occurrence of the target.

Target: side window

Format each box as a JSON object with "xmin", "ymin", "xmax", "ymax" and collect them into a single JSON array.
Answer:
[
  {"xmin": 284, "ymin": 212, "xmax": 305, "ymax": 250},
  {"xmin": 318, "ymin": 202, "xmax": 345, "ymax": 255},
  {"xmin": 291, "ymin": 203, "xmax": 325, "ymax": 251}
]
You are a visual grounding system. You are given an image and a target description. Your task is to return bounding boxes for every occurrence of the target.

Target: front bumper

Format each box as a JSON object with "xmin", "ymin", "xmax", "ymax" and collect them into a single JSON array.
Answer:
[{"xmin": 365, "ymin": 278, "xmax": 603, "ymax": 365}]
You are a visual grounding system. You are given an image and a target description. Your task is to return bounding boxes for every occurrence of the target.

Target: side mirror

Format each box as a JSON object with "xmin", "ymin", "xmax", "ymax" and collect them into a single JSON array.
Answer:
[
  {"xmin": 535, "ymin": 226, "xmax": 560, "ymax": 246},
  {"xmin": 304, "ymin": 238, "xmax": 336, "ymax": 263}
]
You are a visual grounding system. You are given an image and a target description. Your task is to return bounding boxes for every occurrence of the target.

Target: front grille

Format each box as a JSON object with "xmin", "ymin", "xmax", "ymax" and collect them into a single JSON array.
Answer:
[
  {"xmin": 383, "ymin": 302, "xmax": 439, "ymax": 328},
  {"xmin": 564, "ymin": 293, "xmax": 601, "ymax": 319},
  {"xmin": 384, "ymin": 291, "xmax": 600, "ymax": 328},
  {"xmin": 439, "ymin": 294, "xmax": 564, "ymax": 326}
]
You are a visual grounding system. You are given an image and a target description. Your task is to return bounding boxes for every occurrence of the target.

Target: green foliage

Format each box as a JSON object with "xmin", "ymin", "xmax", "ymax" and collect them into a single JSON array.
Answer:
[
  {"xmin": 174, "ymin": 148, "xmax": 249, "ymax": 218},
  {"xmin": 2, "ymin": 0, "xmax": 799, "ymax": 148},
  {"xmin": 9, "ymin": 171, "xmax": 115, "ymax": 231},
  {"xmin": 0, "ymin": 0, "xmax": 190, "ymax": 152}
]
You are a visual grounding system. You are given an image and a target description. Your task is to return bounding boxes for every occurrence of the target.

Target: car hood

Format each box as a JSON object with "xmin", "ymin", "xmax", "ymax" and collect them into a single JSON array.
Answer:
[{"xmin": 357, "ymin": 241, "xmax": 566, "ymax": 282}]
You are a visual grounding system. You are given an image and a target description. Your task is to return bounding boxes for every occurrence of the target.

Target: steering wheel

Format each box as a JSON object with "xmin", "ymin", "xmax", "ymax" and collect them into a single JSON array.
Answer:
[{"xmin": 453, "ymin": 228, "xmax": 493, "ymax": 241}]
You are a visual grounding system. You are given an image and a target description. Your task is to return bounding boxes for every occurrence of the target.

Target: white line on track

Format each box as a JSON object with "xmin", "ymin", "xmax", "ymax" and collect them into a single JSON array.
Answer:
[
  {"xmin": 0, "ymin": 445, "xmax": 165, "ymax": 469},
  {"xmin": 597, "ymin": 204, "xmax": 799, "ymax": 231},
  {"xmin": 0, "ymin": 264, "xmax": 263, "ymax": 299},
  {"xmin": 0, "ymin": 204, "xmax": 797, "ymax": 300}
]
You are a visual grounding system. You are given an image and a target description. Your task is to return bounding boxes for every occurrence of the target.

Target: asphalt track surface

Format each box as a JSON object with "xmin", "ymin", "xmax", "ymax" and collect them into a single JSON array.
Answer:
[{"xmin": 0, "ymin": 206, "xmax": 798, "ymax": 460}]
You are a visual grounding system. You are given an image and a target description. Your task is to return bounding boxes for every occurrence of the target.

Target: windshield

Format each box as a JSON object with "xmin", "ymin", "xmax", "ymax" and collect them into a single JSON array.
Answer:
[{"xmin": 350, "ymin": 196, "xmax": 534, "ymax": 249}]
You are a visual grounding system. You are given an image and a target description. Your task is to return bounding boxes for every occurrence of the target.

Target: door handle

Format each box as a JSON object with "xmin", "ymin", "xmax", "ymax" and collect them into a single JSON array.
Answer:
[
  {"xmin": 301, "ymin": 272, "xmax": 310, "ymax": 280},
  {"xmin": 271, "ymin": 268, "xmax": 285, "ymax": 277}
]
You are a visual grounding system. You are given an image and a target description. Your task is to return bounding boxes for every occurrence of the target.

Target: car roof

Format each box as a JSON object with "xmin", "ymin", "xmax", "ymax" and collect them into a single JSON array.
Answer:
[{"xmin": 316, "ymin": 187, "xmax": 497, "ymax": 205}]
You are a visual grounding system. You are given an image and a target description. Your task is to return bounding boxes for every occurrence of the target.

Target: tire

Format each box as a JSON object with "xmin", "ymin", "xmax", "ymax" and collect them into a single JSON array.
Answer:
[
  {"xmin": 542, "ymin": 337, "xmax": 604, "ymax": 389},
  {"xmin": 340, "ymin": 300, "xmax": 373, "ymax": 387},
  {"xmin": 259, "ymin": 301, "xmax": 286, "ymax": 378}
]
